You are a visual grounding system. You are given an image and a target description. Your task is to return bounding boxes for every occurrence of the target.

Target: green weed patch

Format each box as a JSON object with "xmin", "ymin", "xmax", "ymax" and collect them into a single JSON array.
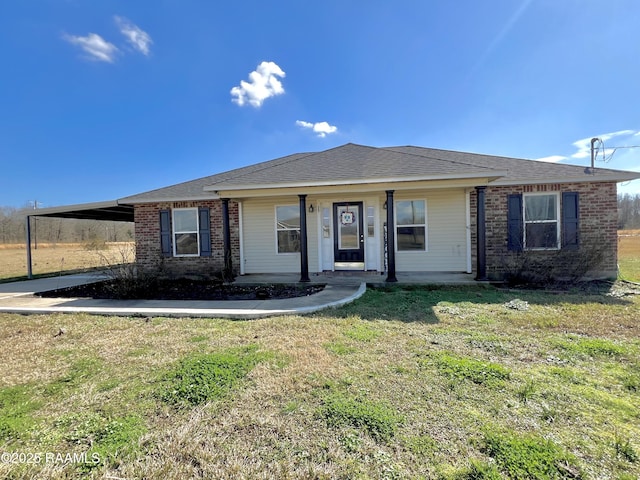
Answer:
[
  {"xmin": 432, "ymin": 352, "xmax": 511, "ymax": 386},
  {"xmin": 44, "ymin": 356, "xmax": 103, "ymax": 395},
  {"xmin": 343, "ymin": 322, "xmax": 381, "ymax": 342},
  {"xmin": 158, "ymin": 345, "xmax": 264, "ymax": 407},
  {"xmin": 482, "ymin": 429, "xmax": 581, "ymax": 479},
  {"xmin": 320, "ymin": 392, "xmax": 403, "ymax": 441},
  {"xmin": 0, "ymin": 385, "xmax": 42, "ymax": 442},
  {"xmin": 451, "ymin": 460, "xmax": 502, "ymax": 480},
  {"xmin": 554, "ymin": 335, "xmax": 626, "ymax": 357},
  {"xmin": 55, "ymin": 412, "xmax": 145, "ymax": 470},
  {"xmin": 324, "ymin": 341, "xmax": 356, "ymax": 355}
]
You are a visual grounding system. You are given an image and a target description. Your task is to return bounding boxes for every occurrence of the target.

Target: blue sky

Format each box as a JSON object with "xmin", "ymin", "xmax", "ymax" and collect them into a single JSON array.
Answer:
[{"xmin": 2, "ymin": 0, "xmax": 640, "ymax": 209}]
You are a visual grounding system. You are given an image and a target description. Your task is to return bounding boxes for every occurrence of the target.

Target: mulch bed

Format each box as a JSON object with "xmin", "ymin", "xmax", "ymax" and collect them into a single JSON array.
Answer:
[{"xmin": 37, "ymin": 279, "xmax": 325, "ymax": 301}]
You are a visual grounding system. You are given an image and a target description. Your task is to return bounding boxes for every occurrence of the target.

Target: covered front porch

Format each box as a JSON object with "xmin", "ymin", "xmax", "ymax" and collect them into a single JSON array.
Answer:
[{"xmin": 227, "ymin": 184, "xmax": 490, "ymax": 283}]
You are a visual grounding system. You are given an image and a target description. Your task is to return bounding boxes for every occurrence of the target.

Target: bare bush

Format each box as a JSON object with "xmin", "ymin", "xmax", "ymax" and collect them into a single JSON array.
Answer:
[
  {"xmin": 501, "ymin": 237, "xmax": 609, "ymax": 287},
  {"xmin": 93, "ymin": 244, "xmax": 164, "ymax": 299}
]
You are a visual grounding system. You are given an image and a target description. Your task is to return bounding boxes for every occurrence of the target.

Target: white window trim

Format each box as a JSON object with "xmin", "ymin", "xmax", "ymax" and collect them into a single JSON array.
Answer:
[
  {"xmin": 275, "ymin": 205, "xmax": 301, "ymax": 255},
  {"xmin": 523, "ymin": 192, "xmax": 561, "ymax": 250},
  {"xmin": 394, "ymin": 199, "xmax": 428, "ymax": 252},
  {"xmin": 172, "ymin": 207, "xmax": 200, "ymax": 257}
]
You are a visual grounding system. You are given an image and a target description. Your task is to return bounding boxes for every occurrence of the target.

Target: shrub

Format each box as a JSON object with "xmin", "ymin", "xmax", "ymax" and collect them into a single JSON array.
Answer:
[{"xmin": 500, "ymin": 236, "xmax": 609, "ymax": 287}]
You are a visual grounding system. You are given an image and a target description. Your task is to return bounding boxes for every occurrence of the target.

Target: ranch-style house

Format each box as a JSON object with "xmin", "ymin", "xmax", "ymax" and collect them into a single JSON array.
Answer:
[{"xmin": 29, "ymin": 143, "xmax": 640, "ymax": 282}]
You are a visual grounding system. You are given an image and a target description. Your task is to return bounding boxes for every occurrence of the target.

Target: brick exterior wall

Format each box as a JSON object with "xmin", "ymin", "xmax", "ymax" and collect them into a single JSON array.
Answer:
[
  {"xmin": 470, "ymin": 182, "xmax": 618, "ymax": 281},
  {"xmin": 134, "ymin": 200, "xmax": 240, "ymax": 279}
]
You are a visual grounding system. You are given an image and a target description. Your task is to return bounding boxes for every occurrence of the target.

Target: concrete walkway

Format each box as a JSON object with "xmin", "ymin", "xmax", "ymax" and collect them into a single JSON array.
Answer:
[
  {"xmin": 0, "ymin": 273, "xmax": 366, "ymax": 319},
  {"xmin": 0, "ymin": 271, "xmax": 475, "ymax": 319}
]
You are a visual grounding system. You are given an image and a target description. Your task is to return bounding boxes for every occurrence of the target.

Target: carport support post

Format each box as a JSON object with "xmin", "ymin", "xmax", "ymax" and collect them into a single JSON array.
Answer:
[
  {"xmin": 385, "ymin": 190, "xmax": 397, "ymax": 282},
  {"xmin": 298, "ymin": 194, "xmax": 310, "ymax": 282},
  {"xmin": 222, "ymin": 199, "xmax": 232, "ymax": 277},
  {"xmin": 26, "ymin": 215, "xmax": 33, "ymax": 279},
  {"xmin": 475, "ymin": 186, "xmax": 488, "ymax": 281}
]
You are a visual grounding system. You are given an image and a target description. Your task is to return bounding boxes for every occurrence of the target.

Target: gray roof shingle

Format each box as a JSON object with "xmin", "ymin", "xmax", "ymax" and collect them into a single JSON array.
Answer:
[{"xmin": 119, "ymin": 143, "xmax": 638, "ymax": 203}]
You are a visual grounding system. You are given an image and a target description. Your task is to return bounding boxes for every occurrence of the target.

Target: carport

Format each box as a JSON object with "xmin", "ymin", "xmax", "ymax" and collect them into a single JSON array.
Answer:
[{"xmin": 25, "ymin": 200, "xmax": 134, "ymax": 278}]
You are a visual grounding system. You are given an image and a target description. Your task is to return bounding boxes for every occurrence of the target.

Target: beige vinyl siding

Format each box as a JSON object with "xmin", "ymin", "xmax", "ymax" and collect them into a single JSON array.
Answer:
[
  {"xmin": 394, "ymin": 189, "xmax": 467, "ymax": 272},
  {"xmin": 242, "ymin": 197, "xmax": 319, "ymax": 273}
]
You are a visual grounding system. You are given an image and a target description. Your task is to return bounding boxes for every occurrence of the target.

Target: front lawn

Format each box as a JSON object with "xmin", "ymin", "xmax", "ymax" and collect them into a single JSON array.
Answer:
[{"xmin": 0, "ymin": 284, "xmax": 639, "ymax": 479}]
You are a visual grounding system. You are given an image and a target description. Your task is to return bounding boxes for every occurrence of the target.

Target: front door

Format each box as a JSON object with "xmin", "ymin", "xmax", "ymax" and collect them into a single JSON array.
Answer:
[{"xmin": 333, "ymin": 202, "xmax": 365, "ymax": 270}]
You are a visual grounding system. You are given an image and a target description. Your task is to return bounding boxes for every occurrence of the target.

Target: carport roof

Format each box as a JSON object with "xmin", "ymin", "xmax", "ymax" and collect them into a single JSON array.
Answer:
[{"xmin": 29, "ymin": 200, "xmax": 134, "ymax": 223}]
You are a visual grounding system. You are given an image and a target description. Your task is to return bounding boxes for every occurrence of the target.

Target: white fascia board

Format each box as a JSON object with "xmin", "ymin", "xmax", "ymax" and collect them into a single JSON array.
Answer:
[
  {"xmin": 490, "ymin": 172, "xmax": 640, "ymax": 186},
  {"xmin": 203, "ymin": 171, "xmax": 508, "ymax": 193}
]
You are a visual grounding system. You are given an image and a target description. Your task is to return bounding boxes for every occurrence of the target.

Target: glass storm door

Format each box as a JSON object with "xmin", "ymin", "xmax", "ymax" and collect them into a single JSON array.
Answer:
[{"xmin": 333, "ymin": 202, "xmax": 365, "ymax": 270}]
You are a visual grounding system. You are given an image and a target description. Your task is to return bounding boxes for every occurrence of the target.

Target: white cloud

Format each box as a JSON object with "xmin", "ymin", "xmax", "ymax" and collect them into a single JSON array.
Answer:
[
  {"xmin": 231, "ymin": 61, "xmax": 285, "ymax": 107},
  {"xmin": 114, "ymin": 16, "xmax": 152, "ymax": 56},
  {"xmin": 535, "ymin": 155, "xmax": 566, "ymax": 163},
  {"xmin": 571, "ymin": 129, "xmax": 637, "ymax": 159},
  {"xmin": 63, "ymin": 32, "xmax": 119, "ymax": 62},
  {"xmin": 296, "ymin": 120, "xmax": 338, "ymax": 138}
]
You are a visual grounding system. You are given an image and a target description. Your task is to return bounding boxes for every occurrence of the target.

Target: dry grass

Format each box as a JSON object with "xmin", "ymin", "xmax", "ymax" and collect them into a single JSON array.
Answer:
[
  {"xmin": 1, "ymin": 284, "xmax": 639, "ymax": 479},
  {"xmin": 0, "ymin": 242, "xmax": 134, "ymax": 281}
]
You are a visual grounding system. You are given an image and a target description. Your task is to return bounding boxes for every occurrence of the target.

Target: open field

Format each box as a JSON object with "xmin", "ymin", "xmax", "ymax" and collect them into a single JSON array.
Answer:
[
  {"xmin": 619, "ymin": 229, "xmax": 640, "ymax": 282},
  {"xmin": 0, "ymin": 243, "xmax": 134, "ymax": 281},
  {"xmin": 1, "ymin": 285, "xmax": 639, "ymax": 479}
]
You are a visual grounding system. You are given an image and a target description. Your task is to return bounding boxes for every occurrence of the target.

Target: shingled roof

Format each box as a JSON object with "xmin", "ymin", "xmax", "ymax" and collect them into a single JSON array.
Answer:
[{"xmin": 119, "ymin": 143, "xmax": 639, "ymax": 203}]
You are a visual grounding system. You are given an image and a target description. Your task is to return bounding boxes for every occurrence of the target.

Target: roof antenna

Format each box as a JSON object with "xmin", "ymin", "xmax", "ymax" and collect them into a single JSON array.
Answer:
[{"xmin": 589, "ymin": 137, "xmax": 600, "ymax": 174}]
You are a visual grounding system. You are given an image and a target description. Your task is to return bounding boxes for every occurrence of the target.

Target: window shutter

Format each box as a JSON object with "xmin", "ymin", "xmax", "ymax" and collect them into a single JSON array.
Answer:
[
  {"xmin": 507, "ymin": 194, "xmax": 523, "ymax": 252},
  {"xmin": 562, "ymin": 192, "xmax": 579, "ymax": 250},
  {"xmin": 198, "ymin": 207, "xmax": 212, "ymax": 257},
  {"xmin": 159, "ymin": 210, "xmax": 172, "ymax": 257}
]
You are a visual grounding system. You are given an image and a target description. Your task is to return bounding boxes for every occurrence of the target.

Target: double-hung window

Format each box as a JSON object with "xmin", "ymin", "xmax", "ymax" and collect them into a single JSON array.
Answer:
[
  {"xmin": 396, "ymin": 200, "xmax": 427, "ymax": 251},
  {"xmin": 160, "ymin": 206, "xmax": 211, "ymax": 258},
  {"xmin": 173, "ymin": 208, "xmax": 199, "ymax": 256},
  {"xmin": 508, "ymin": 192, "xmax": 578, "ymax": 252},
  {"xmin": 523, "ymin": 193, "xmax": 560, "ymax": 249},
  {"xmin": 276, "ymin": 205, "xmax": 300, "ymax": 253}
]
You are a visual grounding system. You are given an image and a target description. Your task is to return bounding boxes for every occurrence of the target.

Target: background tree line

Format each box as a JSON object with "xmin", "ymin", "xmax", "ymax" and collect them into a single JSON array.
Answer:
[
  {"xmin": 0, "ymin": 206, "xmax": 134, "ymax": 245},
  {"xmin": 618, "ymin": 193, "xmax": 640, "ymax": 230}
]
